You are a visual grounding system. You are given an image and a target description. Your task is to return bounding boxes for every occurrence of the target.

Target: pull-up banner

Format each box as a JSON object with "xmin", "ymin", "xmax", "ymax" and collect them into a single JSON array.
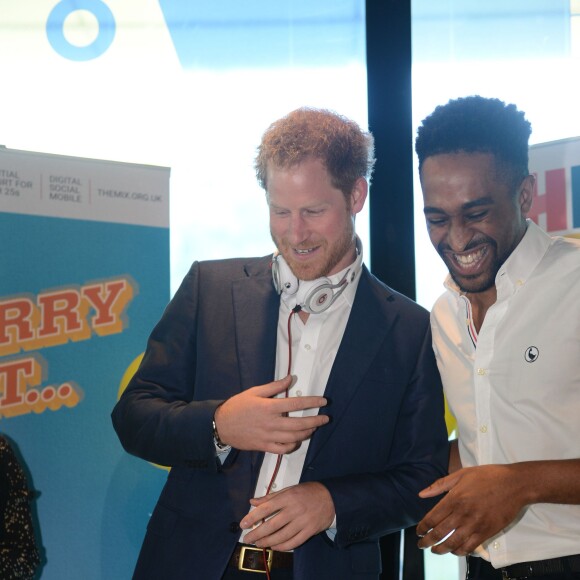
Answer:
[
  {"xmin": 0, "ymin": 148, "xmax": 170, "ymax": 579},
  {"xmin": 529, "ymin": 136, "xmax": 580, "ymax": 238}
]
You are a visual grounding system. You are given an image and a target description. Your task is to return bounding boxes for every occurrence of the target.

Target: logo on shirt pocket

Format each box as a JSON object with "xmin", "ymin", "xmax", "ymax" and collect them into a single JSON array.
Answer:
[{"xmin": 524, "ymin": 346, "xmax": 539, "ymax": 363}]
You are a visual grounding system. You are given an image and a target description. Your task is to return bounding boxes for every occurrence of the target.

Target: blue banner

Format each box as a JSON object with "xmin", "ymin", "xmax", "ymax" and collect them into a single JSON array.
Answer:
[{"xmin": 0, "ymin": 149, "xmax": 170, "ymax": 578}]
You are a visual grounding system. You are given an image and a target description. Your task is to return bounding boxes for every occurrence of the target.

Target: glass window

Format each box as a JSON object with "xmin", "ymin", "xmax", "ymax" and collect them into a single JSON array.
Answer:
[
  {"xmin": 0, "ymin": 2, "xmax": 367, "ymax": 577},
  {"xmin": 0, "ymin": 0, "xmax": 368, "ymax": 294},
  {"xmin": 413, "ymin": 0, "xmax": 579, "ymax": 311}
]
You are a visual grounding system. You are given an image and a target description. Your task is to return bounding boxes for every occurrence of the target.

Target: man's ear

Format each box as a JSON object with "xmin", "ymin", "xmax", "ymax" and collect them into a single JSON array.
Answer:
[
  {"xmin": 519, "ymin": 174, "xmax": 535, "ymax": 217},
  {"xmin": 350, "ymin": 177, "xmax": 368, "ymax": 215}
]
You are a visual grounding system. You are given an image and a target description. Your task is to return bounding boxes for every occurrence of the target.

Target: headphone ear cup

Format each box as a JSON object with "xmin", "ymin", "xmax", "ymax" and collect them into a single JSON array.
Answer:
[
  {"xmin": 272, "ymin": 254, "xmax": 298, "ymax": 295},
  {"xmin": 302, "ymin": 280, "xmax": 333, "ymax": 314}
]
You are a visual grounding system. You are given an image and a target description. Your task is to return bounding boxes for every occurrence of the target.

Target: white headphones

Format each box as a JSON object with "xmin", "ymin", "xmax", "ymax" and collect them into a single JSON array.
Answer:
[{"xmin": 271, "ymin": 242, "xmax": 362, "ymax": 314}]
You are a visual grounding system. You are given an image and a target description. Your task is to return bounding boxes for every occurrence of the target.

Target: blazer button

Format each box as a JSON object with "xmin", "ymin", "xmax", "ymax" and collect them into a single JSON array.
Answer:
[{"xmin": 229, "ymin": 522, "xmax": 240, "ymax": 533}]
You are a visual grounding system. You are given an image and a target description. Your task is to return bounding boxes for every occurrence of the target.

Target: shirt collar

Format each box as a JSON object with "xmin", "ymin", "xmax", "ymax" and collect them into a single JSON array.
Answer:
[{"xmin": 495, "ymin": 220, "xmax": 552, "ymax": 299}]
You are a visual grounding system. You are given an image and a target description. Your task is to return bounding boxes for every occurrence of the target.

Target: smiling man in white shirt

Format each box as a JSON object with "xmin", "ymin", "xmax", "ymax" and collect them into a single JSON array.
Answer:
[{"xmin": 414, "ymin": 95, "xmax": 580, "ymax": 580}]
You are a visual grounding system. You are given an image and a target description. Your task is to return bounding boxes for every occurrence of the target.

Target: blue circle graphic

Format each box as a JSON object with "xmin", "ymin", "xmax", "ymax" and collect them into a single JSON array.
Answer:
[{"xmin": 46, "ymin": 0, "xmax": 115, "ymax": 61}]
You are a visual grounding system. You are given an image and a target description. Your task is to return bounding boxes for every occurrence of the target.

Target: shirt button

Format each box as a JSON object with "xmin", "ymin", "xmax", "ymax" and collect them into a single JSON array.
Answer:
[
  {"xmin": 480, "ymin": 425, "xmax": 488, "ymax": 433},
  {"xmin": 477, "ymin": 368, "xmax": 486, "ymax": 376},
  {"xmin": 271, "ymin": 482, "xmax": 278, "ymax": 490},
  {"xmin": 492, "ymin": 541, "xmax": 500, "ymax": 550},
  {"xmin": 516, "ymin": 279, "xmax": 524, "ymax": 286},
  {"xmin": 304, "ymin": 344, "xmax": 311, "ymax": 351},
  {"xmin": 295, "ymin": 390, "xmax": 302, "ymax": 397}
]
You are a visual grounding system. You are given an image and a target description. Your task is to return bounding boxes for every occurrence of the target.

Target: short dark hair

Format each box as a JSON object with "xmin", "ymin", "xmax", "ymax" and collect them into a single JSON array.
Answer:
[
  {"xmin": 415, "ymin": 96, "xmax": 532, "ymax": 184},
  {"xmin": 255, "ymin": 107, "xmax": 375, "ymax": 198}
]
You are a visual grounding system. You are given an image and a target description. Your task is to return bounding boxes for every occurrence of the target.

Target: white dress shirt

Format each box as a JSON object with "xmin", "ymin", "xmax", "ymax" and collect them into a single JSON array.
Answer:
[
  {"xmin": 239, "ymin": 251, "xmax": 362, "ymax": 543},
  {"xmin": 431, "ymin": 220, "xmax": 580, "ymax": 567}
]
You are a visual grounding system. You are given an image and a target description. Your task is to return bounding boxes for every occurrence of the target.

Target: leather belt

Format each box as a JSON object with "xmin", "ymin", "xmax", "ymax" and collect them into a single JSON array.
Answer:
[
  {"xmin": 501, "ymin": 554, "xmax": 580, "ymax": 579},
  {"xmin": 228, "ymin": 544, "xmax": 293, "ymax": 574}
]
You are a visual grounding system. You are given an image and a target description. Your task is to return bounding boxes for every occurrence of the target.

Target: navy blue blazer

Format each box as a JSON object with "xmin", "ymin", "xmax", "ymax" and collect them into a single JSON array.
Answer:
[{"xmin": 112, "ymin": 255, "xmax": 448, "ymax": 579}]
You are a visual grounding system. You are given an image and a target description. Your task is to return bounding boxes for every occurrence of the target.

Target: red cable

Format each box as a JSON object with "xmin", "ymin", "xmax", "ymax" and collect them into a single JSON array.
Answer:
[{"xmin": 262, "ymin": 305, "xmax": 301, "ymax": 578}]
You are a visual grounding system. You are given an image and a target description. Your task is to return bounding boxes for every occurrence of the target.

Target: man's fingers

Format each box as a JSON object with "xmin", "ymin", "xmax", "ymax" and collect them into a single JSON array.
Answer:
[
  {"xmin": 255, "ymin": 524, "xmax": 297, "ymax": 550},
  {"xmin": 453, "ymin": 533, "xmax": 483, "ymax": 556},
  {"xmin": 428, "ymin": 526, "xmax": 477, "ymax": 556},
  {"xmin": 243, "ymin": 506, "xmax": 302, "ymax": 551},
  {"xmin": 241, "ymin": 502, "xmax": 283, "ymax": 536},
  {"xmin": 249, "ymin": 493, "xmax": 278, "ymax": 507},
  {"xmin": 262, "ymin": 441, "xmax": 301, "ymax": 454},
  {"xmin": 418, "ymin": 483, "xmax": 444, "ymax": 498},
  {"xmin": 256, "ymin": 378, "xmax": 328, "ymax": 413},
  {"xmin": 264, "ymin": 418, "xmax": 326, "ymax": 440},
  {"xmin": 218, "ymin": 377, "xmax": 329, "ymax": 451},
  {"xmin": 258, "ymin": 421, "xmax": 326, "ymax": 453},
  {"xmin": 416, "ymin": 493, "xmax": 456, "ymax": 537},
  {"xmin": 449, "ymin": 532, "xmax": 478, "ymax": 557},
  {"xmin": 278, "ymin": 414, "xmax": 329, "ymax": 431},
  {"xmin": 418, "ymin": 520, "xmax": 457, "ymax": 551},
  {"xmin": 418, "ymin": 474, "xmax": 456, "ymax": 498},
  {"xmin": 419, "ymin": 469, "xmax": 465, "ymax": 498},
  {"xmin": 256, "ymin": 375, "xmax": 294, "ymax": 397},
  {"xmin": 280, "ymin": 394, "xmax": 328, "ymax": 413}
]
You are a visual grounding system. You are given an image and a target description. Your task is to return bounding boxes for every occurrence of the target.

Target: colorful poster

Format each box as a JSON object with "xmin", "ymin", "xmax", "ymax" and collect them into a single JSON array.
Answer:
[
  {"xmin": 0, "ymin": 148, "xmax": 170, "ymax": 578},
  {"xmin": 529, "ymin": 136, "xmax": 580, "ymax": 238}
]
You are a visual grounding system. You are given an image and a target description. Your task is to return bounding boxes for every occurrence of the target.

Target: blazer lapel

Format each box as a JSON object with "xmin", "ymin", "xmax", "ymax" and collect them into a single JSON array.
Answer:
[
  {"xmin": 305, "ymin": 269, "xmax": 399, "ymax": 461},
  {"xmin": 231, "ymin": 257, "xmax": 279, "ymax": 476},
  {"xmin": 231, "ymin": 256, "xmax": 279, "ymax": 389}
]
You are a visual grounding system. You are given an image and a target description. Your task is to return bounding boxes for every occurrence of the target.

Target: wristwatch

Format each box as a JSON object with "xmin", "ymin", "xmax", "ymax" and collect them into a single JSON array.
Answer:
[{"xmin": 212, "ymin": 414, "xmax": 231, "ymax": 452}]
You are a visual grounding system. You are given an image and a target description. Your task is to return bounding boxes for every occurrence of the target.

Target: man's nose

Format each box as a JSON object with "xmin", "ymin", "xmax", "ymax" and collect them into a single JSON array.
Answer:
[
  {"xmin": 447, "ymin": 220, "xmax": 472, "ymax": 251},
  {"xmin": 287, "ymin": 215, "xmax": 308, "ymax": 245}
]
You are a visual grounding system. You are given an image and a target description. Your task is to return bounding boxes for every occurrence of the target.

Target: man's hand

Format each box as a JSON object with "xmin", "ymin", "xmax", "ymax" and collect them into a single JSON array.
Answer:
[
  {"xmin": 416, "ymin": 464, "xmax": 526, "ymax": 556},
  {"xmin": 214, "ymin": 375, "xmax": 329, "ymax": 453},
  {"xmin": 240, "ymin": 482, "xmax": 335, "ymax": 551}
]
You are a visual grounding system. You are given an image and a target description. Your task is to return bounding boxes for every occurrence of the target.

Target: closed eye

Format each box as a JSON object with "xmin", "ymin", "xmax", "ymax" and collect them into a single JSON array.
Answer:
[
  {"xmin": 271, "ymin": 208, "xmax": 290, "ymax": 217},
  {"xmin": 466, "ymin": 210, "xmax": 489, "ymax": 221},
  {"xmin": 426, "ymin": 215, "xmax": 448, "ymax": 226}
]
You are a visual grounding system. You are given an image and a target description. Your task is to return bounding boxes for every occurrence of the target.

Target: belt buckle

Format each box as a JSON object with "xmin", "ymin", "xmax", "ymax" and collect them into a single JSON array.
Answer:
[{"xmin": 239, "ymin": 546, "xmax": 273, "ymax": 574}]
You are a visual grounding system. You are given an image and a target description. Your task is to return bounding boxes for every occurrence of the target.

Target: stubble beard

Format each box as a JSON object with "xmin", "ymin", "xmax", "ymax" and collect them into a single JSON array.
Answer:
[
  {"xmin": 441, "ymin": 239, "xmax": 502, "ymax": 294},
  {"xmin": 272, "ymin": 219, "xmax": 356, "ymax": 281}
]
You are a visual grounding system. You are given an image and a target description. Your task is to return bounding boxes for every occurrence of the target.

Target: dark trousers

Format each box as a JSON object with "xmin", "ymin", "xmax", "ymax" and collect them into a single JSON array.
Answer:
[
  {"xmin": 466, "ymin": 557, "xmax": 503, "ymax": 580},
  {"xmin": 467, "ymin": 556, "xmax": 580, "ymax": 580}
]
